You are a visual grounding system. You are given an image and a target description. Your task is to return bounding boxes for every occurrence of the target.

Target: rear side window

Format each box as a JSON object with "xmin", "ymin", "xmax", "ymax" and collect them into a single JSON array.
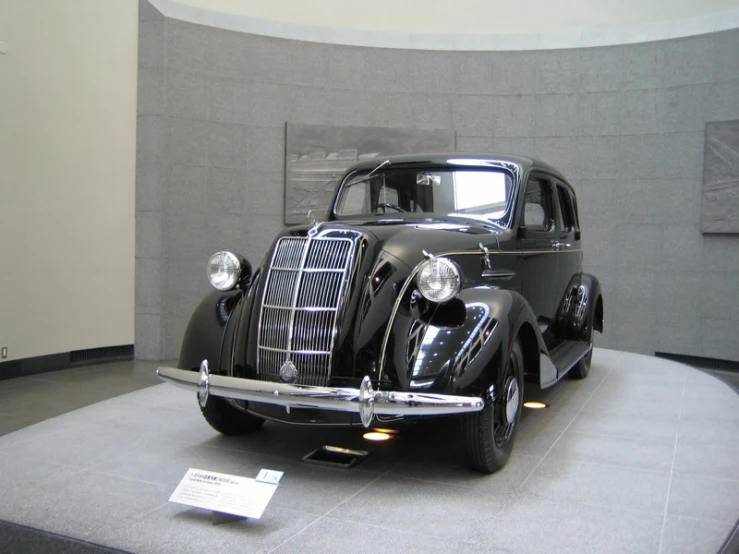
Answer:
[
  {"xmin": 523, "ymin": 179, "xmax": 554, "ymax": 232},
  {"xmin": 557, "ymin": 185, "xmax": 575, "ymax": 232}
]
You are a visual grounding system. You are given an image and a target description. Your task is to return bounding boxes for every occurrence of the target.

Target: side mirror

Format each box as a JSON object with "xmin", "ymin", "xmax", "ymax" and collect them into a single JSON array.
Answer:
[{"xmin": 517, "ymin": 226, "xmax": 528, "ymax": 240}]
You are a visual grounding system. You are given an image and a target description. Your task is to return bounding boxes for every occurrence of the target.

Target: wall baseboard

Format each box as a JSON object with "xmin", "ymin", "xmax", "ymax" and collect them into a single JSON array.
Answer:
[
  {"xmin": 655, "ymin": 352, "xmax": 739, "ymax": 372},
  {"xmin": 0, "ymin": 345, "xmax": 134, "ymax": 381}
]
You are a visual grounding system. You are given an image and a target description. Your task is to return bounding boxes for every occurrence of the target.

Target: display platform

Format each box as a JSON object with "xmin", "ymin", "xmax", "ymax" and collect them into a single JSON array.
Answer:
[{"xmin": 0, "ymin": 349, "xmax": 737, "ymax": 553}]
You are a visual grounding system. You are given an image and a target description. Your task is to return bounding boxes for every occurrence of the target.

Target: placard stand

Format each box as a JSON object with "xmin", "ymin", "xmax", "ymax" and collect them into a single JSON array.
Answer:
[{"xmin": 211, "ymin": 511, "xmax": 246, "ymax": 526}]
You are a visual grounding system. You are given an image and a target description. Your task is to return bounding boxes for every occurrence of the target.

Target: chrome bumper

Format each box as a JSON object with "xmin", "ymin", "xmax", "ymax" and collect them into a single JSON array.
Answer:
[{"xmin": 156, "ymin": 361, "xmax": 484, "ymax": 428}]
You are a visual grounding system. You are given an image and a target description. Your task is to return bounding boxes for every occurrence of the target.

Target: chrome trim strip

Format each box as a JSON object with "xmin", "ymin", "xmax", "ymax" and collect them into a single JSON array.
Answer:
[{"xmin": 157, "ymin": 365, "xmax": 484, "ymax": 428}]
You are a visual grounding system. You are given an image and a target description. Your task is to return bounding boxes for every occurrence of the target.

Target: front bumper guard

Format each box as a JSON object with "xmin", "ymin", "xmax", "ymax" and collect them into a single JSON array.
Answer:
[{"xmin": 157, "ymin": 360, "xmax": 484, "ymax": 428}]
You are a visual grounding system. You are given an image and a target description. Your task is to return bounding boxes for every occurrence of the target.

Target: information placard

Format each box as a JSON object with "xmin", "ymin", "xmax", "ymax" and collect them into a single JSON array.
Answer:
[{"xmin": 169, "ymin": 468, "xmax": 278, "ymax": 519}]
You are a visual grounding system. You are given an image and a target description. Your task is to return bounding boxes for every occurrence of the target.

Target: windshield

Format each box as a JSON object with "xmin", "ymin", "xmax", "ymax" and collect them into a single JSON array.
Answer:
[{"xmin": 333, "ymin": 168, "xmax": 514, "ymax": 225}]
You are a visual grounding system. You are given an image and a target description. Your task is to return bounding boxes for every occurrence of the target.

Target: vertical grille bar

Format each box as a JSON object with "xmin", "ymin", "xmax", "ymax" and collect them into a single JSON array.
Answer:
[{"xmin": 257, "ymin": 236, "xmax": 354, "ymax": 386}]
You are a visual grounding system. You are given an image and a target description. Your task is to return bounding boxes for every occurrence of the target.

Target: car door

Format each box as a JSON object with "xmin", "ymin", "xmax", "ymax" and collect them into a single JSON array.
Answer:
[{"xmin": 518, "ymin": 174, "xmax": 560, "ymax": 346}]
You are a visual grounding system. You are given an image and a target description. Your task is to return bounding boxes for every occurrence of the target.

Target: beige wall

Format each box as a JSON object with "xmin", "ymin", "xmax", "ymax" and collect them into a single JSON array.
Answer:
[{"xmin": 0, "ymin": 0, "xmax": 137, "ymax": 362}]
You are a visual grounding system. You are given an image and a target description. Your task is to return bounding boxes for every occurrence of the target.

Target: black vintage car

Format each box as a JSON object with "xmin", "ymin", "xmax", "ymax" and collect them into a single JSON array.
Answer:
[{"xmin": 158, "ymin": 153, "xmax": 603, "ymax": 473}]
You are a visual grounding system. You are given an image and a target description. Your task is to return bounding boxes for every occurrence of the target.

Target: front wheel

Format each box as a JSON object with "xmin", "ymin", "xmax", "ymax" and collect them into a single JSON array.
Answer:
[
  {"xmin": 464, "ymin": 338, "xmax": 524, "ymax": 474},
  {"xmin": 200, "ymin": 396, "xmax": 265, "ymax": 435}
]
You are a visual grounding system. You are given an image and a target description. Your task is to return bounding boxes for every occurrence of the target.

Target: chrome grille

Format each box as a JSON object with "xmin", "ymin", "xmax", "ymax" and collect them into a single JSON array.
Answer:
[{"xmin": 257, "ymin": 236, "xmax": 354, "ymax": 386}]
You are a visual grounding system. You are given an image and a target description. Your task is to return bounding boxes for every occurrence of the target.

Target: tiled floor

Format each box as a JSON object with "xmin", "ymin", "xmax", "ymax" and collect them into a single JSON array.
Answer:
[
  {"xmin": 0, "ymin": 350, "xmax": 737, "ymax": 553},
  {"xmin": 0, "ymin": 360, "xmax": 163, "ymax": 437}
]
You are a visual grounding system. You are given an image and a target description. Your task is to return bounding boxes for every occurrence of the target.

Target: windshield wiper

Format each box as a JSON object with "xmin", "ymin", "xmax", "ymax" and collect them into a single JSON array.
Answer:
[{"xmin": 345, "ymin": 159, "xmax": 391, "ymax": 187}]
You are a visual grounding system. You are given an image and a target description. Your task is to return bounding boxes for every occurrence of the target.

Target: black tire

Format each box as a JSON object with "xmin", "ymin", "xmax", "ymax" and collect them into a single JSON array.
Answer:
[
  {"xmin": 199, "ymin": 396, "xmax": 265, "ymax": 435},
  {"xmin": 464, "ymin": 338, "xmax": 524, "ymax": 474},
  {"xmin": 569, "ymin": 324, "xmax": 593, "ymax": 380}
]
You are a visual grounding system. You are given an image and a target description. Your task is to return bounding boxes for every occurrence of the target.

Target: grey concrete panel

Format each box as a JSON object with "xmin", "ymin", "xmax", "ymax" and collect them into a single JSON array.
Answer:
[
  {"xmin": 490, "ymin": 52, "xmax": 540, "ymax": 96},
  {"xmin": 577, "ymin": 91, "xmax": 621, "ymax": 136},
  {"xmin": 408, "ymin": 94, "xmax": 454, "ymax": 130},
  {"xmin": 664, "ymin": 35, "xmax": 714, "ymax": 88},
  {"xmin": 139, "ymin": 0, "xmax": 164, "ymax": 21},
  {"xmin": 452, "ymin": 95, "xmax": 496, "ymax": 137},
  {"xmin": 246, "ymin": 36, "xmax": 332, "ymax": 88},
  {"xmin": 207, "ymin": 75, "xmax": 250, "ymax": 125},
  {"xmin": 576, "ymin": 135, "xmax": 621, "ymax": 179},
  {"xmin": 408, "ymin": 51, "xmax": 459, "ymax": 96},
  {"xmin": 621, "ymin": 42, "xmax": 665, "ymax": 91},
  {"xmin": 161, "ymin": 312, "xmax": 189, "ymax": 360},
  {"xmin": 207, "ymin": 166, "xmax": 248, "ymax": 215},
  {"xmin": 166, "ymin": 68, "xmax": 209, "ymax": 120},
  {"xmin": 162, "ymin": 211, "xmax": 209, "ymax": 261},
  {"xmin": 619, "ymin": 133, "xmax": 665, "ymax": 179},
  {"xmin": 534, "ymin": 93, "xmax": 578, "ymax": 137},
  {"xmin": 136, "ymin": 211, "xmax": 163, "ymax": 259},
  {"xmin": 660, "ymin": 226, "xmax": 705, "ymax": 271},
  {"xmin": 134, "ymin": 313, "xmax": 161, "ymax": 361},
  {"xmin": 137, "ymin": 67, "xmax": 166, "ymax": 116},
  {"xmin": 663, "ymin": 131, "xmax": 705, "ymax": 180},
  {"xmin": 714, "ymin": 29, "xmax": 739, "ymax": 83},
  {"xmin": 136, "ymin": 161, "xmax": 165, "ymax": 212},
  {"xmin": 709, "ymin": 79, "xmax": 739, "ymax": 122},
  {"xmin": 136, "ymin": 115, "xmax": 167, "ymax": 164},
  {"xmin": 453, "ymin": 53, "xmax": 494, "ymax": 95},
  {"xmin": 456, "ymin": 136, "xmax": 493, "ymax": 153},
  {"xmin": 654, "ymin": 320, "xmax": 702, "ymax": 357},
  {"xmin": 138, "ymin": 21, "xmax": 165, "ymax": 69},
  {"xmin": 167, "ymin": 21, "xmax": 211, "ymax": 74},
  {"xmin": 167, "ymin": 116, "xmax": 210, "ymax": 166},
  {"xmin": 665, "ymin": 84, "xmax": 711, "ymax": 133},
  {"xmin": 494, "ymin": 95, "xmax": 536, "ymax": 137},
  {"xmin": 208, "ymin": 121, "xmax": 249, "ymax": 169},
  {"xmin": 701, "ymin": 316, "xmax": 739, "ymax": 361},
  {"xmin": 135, "ymin": 258, "xmax": 161, "ymax": 314},
  {"xmin": 321, "ymin": 89, "xmax": 377, "ymax": 127},
  {"xmin": 703, "ymin": 234, "xmax": 739, "ymax": 271},
  {"xmin": 534, "ymin": 137, "xmax": 578, "ymax": 178},
  {"xmin": 492, "ymin": 136, "xmax": 535, "ymax": 157},
  {"xmin": 328, "ymin": 47, "xmax": 414, "ymax": 93},
  {"xmin": 538, "ymin": 49, "xmax": 582, "ymax": 94},
  {"xmin": 620, "ymin": 88, "xmax": 666, "ymax": 135},
  {"xmin": 165, "ymin": 164, "xmax": 209, "ymax": 214},
  {"xmin": 245, "ymin": 126, "xmax": 285, "ymax": 173},
  {"xmin": 369, "ymin": 93, "xmax": 417, "ymax": 128},
  {"xmin": 243, "ymin": 170, "xmax": 283, "ymax": 216},
  {"xmin": 162, "ymin": 259, "xmax": 210, "ymax": 316},
  {"xmin": 578, "ymin": 46, "xmax": 624, "ymax": 93}
]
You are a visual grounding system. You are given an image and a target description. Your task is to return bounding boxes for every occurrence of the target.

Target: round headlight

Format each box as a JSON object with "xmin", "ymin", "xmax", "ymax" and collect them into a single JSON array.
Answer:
[
  {"xmin": 207, "ymin": 251, "xmax": 241, "ymax": 291},
  {"xmin": 416, "ymin": 257, "xmax": 461, "ymax": 303}
]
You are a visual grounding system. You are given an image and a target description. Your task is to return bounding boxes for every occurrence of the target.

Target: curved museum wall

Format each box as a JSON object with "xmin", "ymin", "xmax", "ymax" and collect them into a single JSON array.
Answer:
[
  {"xmin": 136, "ymin": 2, "xmax": 739, "ymax": 362},
  {"xmin": 0, "ymin": 0, "xmax": 137, "ymax": 365}
]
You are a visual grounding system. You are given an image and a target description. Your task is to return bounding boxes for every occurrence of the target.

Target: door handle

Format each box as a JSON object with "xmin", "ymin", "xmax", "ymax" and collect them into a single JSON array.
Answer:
[{"xmin": 552, "ymin": 242, "xmax": 571, "ymax": 250}]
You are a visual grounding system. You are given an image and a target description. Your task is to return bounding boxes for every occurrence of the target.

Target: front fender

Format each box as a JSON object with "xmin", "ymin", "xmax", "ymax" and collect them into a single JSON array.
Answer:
[
  {"xmin": 390, "ymin": 287, "xmax": 543, "ymax": 393},
  {"xmin": 178, "ymin": 290, "xmax": 243, "ymax": 372}
]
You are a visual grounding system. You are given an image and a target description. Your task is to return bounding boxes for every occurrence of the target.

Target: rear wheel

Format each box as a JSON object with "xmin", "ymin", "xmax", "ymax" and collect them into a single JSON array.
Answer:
[
  {"xmin": 464, "ymin": 338, "xmax": 524, "ymax": 474},
  {"xmin": 569, "ymin": 324, "xmax": 593, "ymax": 380},
  {"xmin": 200, "ymin": 396, "xmax": 265, "ymax": 435}
]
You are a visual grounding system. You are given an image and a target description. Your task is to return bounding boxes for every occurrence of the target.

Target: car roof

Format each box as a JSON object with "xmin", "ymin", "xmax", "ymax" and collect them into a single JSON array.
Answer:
[{"xmin": 342, "ymin": 152, "xmax": 569, "ymax": 182}]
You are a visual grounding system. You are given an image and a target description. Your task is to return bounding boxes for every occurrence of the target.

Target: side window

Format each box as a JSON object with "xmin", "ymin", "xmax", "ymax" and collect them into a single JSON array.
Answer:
[
  {"xmin": 557, "ymin": 185, "xmax": 575, "ymax": 232},
  {"xmin": 523, "ymin": 178, "xmax": 554, "ymax": 232}
]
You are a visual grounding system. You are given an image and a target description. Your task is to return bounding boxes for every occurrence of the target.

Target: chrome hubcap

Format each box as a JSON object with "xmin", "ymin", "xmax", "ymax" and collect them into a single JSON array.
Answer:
[{"xmin": 504, "ymin": 377, "xmax": 519, "ymax": 424}]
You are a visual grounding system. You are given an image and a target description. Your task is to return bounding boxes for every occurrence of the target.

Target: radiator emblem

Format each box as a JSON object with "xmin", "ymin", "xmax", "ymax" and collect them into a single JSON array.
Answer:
[{"xmin": 279, "ymin": 360, "xmax": 298, "ymax": 383}]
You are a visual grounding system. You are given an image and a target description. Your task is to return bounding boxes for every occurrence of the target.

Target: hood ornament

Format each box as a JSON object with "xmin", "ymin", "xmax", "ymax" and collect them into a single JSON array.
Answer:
[
  {"xmin": 279, "ymin": 359, "xmax": 298, "ymax": 383},
  {"xmin": 307, "ymin": 210, "xmax": 320, "ymax": 237}
]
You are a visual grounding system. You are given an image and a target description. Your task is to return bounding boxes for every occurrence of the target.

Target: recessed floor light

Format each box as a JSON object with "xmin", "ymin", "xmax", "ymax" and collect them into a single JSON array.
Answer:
[
  {"xmin": 363, "ymin": 431, "xmax": 392, "ymax": 441},
  {"xmin": 523, "ymin": 401, "xmax": 548, "ymax": 409}
]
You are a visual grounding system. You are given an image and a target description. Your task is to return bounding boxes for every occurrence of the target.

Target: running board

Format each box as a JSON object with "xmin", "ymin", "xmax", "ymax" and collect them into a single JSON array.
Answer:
[{"xmin": 549, "ymin": 340, "xmax": 592, "ymax": 378}]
